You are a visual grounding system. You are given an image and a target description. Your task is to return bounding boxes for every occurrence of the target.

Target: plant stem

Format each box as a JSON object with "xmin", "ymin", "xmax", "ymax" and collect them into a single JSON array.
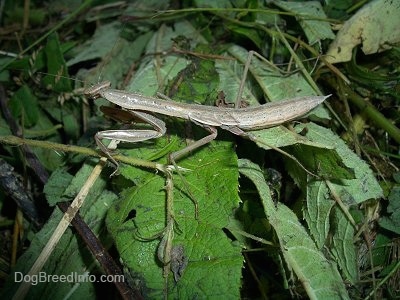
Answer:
[{"xmin": 0, "ymin": 135, "xmax": 161, "ymax": 171}]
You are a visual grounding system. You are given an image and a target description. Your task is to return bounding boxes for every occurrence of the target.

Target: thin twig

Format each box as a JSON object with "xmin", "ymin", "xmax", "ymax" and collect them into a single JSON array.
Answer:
[
  {"xmin": 0, "ymin": 135, "xmax": 162, "ymax": 171},
  {"xmin": 13, "ymin": 153, "xmax": 110, "ymax": 299}
]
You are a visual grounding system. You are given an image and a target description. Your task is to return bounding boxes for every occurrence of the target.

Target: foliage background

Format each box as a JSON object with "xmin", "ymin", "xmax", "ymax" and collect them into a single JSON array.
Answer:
[{"xmin": 0, "ymin": 0, "xmax": 399, "ymax": 299}]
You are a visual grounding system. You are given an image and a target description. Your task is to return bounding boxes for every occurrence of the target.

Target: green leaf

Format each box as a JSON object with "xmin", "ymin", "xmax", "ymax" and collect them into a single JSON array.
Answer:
[
  {"xmin": 126, "ymin": 20, "xmax": 207, "ymax": 95},
  {"xmin": 289, "ymin": 143, "xmax": 355, "ymax": 180},
  {"xmin": 106, "ymin": 138, "xmax": 243, "ymax": 299},
  {"xmin": 43, "ymin": 168, "xmax": 74, "ymax": 206},
  {"xmin": 295, "ymin": 123, "xmax": 383, "ymax": 203},
  {"xmin": 251, "ymin": 125, "xmax": 330, "ymax": 149},
  {"xmin": 331, "ymin": 207, "xmax": 358, "ymax": 284},
  {"xmin": 42, "ymin": 33, "xmax": 72, "ymax": 93},
  {"xmin": 274, "ymin": 0, "xmax": 335, "ymax": 44},
  {"xmin": 9, "ymin": 85, "xmax": 40, "ymax": 127},
  {"xmin": 66, "ymin": 20, "xmax": 149, "ymax": 89},
  {"xmin": 66, "ymin": 22, "xmax": 122, "ymax": 67},
  {"xmin": 304, "ymin": 180, "xmax": 335, "ymax": 249},
  {"xmin": 215, "ymin": 52, "xmax": 259, "ymax": 106},
  {"xmin": 228, "ymin": 46, "xmax": 310, "ymax": 96},
  {"xmin": 61, "ymin": 109, "xmax": 80, "ymax": 140},
  {"xmin": 227, "ymin": 24, "xmax": 264, "ymax": 49},
  {"xmin": 165, "ymin": 44, "xmax": 220, "ymax": 105},
  {"xmin": 249, "ymin": 124, "xmax": 355, "ymax": 181},
  {"xmin": 239, "ymin": 159, "xmax": 350, "ymax": 300}
]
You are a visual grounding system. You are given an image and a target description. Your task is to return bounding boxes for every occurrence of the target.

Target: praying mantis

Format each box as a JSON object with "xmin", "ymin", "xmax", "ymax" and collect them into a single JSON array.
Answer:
[
  {"xmin": 85, "ymin": 80, "xmax": 329, "ymax": 171},
  {"xmin": 84, "ymin": 76, "xmax": 330, "ymax": 284}
]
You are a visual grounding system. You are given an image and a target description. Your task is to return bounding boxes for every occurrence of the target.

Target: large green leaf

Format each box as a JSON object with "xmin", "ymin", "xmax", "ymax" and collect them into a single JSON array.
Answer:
[
  {"xmin": 239, "ymin": 159, "xmax": 350, "ymax": 300},
  {"xmin": 106, "ymin": 137, "xmax": 243, "ymax": 299}
]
